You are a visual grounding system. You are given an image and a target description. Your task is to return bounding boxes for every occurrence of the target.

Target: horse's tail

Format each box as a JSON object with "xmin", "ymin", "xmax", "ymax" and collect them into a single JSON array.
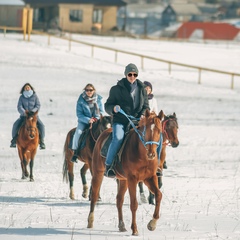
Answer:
[{"xmin": 62, "ymin": 131, "xmax": 71, "ymax": 183}]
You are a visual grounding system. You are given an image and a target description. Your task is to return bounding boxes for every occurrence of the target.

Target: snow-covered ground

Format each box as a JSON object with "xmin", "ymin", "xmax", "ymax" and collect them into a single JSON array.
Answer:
[{"xmin": 0, "ymin": 33, "xmax": 240, "ymax": 240}]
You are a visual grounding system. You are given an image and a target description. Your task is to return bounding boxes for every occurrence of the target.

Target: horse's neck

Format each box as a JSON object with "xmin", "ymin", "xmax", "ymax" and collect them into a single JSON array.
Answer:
[{"xmin": 91, "ymin": 122, "xmax": 101, "ymax": 140}]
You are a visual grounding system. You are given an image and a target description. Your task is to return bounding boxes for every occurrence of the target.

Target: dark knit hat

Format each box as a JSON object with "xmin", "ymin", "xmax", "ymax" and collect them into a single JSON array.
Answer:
[
  {"xmin": 124, "ymin": 63, "xmax": 139, "ymax": 76},
  {"xmin": 143, "ymin": 81, "xmax": 152, "ymax": 91}
]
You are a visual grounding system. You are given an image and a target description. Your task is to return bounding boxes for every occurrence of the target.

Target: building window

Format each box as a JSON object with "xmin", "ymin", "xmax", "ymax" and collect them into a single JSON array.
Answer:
[
  {"xmin": 33, "ymin": 8, "xmax": 45, "ymax": 22},
  {"xmin": 93, "ymin": 9, "xmax": 103, "ymax": 23},
  {"xmin": 69, "ymin": 10, "xmax": 83, "ymax": 22}
]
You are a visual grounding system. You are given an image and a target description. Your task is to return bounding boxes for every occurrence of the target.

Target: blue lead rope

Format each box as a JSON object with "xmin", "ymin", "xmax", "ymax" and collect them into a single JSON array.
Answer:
[{"xmin": 118, "ymin": 108, "xmax": 162, "ymax": 160}]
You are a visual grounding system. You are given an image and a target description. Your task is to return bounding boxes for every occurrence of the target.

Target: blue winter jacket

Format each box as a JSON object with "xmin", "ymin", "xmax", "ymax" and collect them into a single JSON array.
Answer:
[
  {"xmin": 76, "ymin": 93, "xmax": 104, "ymax": 124},
  {"xmin": 17, "ymin": 93, "xmax": 41, "ymax": 116}
]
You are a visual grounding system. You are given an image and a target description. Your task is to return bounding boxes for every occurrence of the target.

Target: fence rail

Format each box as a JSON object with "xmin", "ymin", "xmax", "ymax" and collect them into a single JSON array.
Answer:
[{"xmin": 3, "ymin": 28, "xmax": 240, "ymax": 89}]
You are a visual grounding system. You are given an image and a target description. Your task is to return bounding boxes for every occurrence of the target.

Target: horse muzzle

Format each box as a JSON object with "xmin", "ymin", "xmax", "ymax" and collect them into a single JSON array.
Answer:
[
  {"xmin": 171, "ymin": 141, "xmax": 179, "ymax": 148},
  {"xmin": 147, "ymin": 152, "xmax": 156, "ymax": 160}
]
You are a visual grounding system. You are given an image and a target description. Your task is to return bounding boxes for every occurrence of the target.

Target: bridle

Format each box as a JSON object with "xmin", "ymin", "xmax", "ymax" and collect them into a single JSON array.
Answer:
[
  {"xmin": 118, "ymin": 109, "xmax": 162, "ymax": 148},
  {"xmin": 162, "ymin": 117, "xmax": 178, "ymax": 146},
  {"xmin": 25, "ymin": 117, "xmax": 37, "ymax": 138}
]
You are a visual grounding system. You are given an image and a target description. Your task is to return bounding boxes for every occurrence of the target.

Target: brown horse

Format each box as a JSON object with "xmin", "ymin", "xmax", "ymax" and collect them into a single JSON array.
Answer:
[
  {"xmin": 87, "ymin": 109, "xmax": 163, "ymax": 235},
  {"xmin": 62, "ymin": 115, "xmax": 112, "ymax": 200},
  {"xmin": 17, "ymin": 110, "xmax": 39, "ymax": 182},
  {"xmin": 139, "ymin": 112, "xmax": 179, "ymax": 204}
]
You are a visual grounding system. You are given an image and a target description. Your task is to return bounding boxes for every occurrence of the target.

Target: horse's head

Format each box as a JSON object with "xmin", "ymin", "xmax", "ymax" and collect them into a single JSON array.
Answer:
[
  {"xmin": 138, "ymin": 109, "xmax": 163, "ymax": 160},
  {"xmin": 162, "ymin": 112, "xmax": 179, "ymax": 148},
  {"xmin": 90, "ymin": 115, "xmax": 112, "ymax": 141},
  {"xmin": 100, "ymin": 115, "xmax": 112, "ymax": 131},
  {"xmin": 25, "ymin": 110, "xmax": 38, "ymax": 139}
]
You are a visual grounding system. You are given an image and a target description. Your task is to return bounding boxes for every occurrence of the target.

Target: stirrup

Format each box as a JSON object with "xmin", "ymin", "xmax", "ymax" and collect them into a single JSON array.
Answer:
[{"xmin": 104, "ymin": 165, "xmax": 115, "ymax": 178}]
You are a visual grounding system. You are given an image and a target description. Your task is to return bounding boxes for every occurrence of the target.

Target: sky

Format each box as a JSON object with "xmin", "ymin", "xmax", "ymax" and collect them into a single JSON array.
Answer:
[{"xmin": 0, "ymin": 33, "xmax": 240, "ymax": 240}]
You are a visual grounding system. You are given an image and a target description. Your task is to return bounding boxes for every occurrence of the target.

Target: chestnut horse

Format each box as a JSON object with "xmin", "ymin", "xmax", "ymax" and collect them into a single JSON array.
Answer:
[
  {"xmin": 87, "ymin": 109, "xmax": 163, "ymax": 235},
  {"xmin": 62, "ymin": 115, "xmax": 112, "ymax": 200},
  {"xmin": 17, "ymin": 111, "xmax": 39, "ymax": 182},
  {"xmin": 139, "ymin": 112, "xmax": 179, "ymax": 204}
]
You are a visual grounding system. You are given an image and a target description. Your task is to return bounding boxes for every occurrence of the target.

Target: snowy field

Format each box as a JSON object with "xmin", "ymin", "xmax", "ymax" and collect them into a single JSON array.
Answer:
[{"xmin": 0, "ymin": 33, "xmax": 240, "ymax": 240}]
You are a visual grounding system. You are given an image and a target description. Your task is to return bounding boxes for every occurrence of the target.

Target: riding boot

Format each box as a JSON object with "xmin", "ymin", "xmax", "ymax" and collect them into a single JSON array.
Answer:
[
  {"xmin": 39, "ymin": 139, "xmax": 46, "ymax": 150},
  {"xmin": 10, "ymin": 136, "xmax": 17, "ymax": 148},
  {"xmin": 71, "ymin": 150, "xmax": 78, "ymax": 163}
]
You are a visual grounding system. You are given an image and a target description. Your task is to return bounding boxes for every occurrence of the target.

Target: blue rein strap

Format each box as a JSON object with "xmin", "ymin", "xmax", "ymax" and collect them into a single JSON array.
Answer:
[
  {"xmin": 118, "ymin": 108, "xmax": 162, "ymax": 151},
  {"xmin": 118, "ymin": 107, "xmax": 163, "ymax": 162},
  {"xmin": 118, "ymin": 109, "xmax": 145, "ymax": 144}
]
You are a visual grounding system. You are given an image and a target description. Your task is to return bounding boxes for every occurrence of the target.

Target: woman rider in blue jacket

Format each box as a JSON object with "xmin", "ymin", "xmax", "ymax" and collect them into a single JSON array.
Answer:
[{"xmin": 71, "ymin": 83, "xmax": 104, "ymax": 162}]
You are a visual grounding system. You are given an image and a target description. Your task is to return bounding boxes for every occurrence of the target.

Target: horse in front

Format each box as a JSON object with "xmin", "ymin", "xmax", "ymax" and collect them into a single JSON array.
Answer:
[{"xmin": 87, "ymin": 109, "xmax": 163, "ymax": 235}]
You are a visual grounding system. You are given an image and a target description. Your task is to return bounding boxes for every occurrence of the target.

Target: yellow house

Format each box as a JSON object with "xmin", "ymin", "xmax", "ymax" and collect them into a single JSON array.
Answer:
[{"xmin": 23, "ymin": 0, "xmax": 126, "ymax": 33}]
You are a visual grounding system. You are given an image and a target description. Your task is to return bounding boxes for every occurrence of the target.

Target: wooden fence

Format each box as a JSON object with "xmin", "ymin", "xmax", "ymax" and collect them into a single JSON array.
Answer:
[{"xmin": 2, "ymin": 28, "xmax": 240, "ymax": 89}]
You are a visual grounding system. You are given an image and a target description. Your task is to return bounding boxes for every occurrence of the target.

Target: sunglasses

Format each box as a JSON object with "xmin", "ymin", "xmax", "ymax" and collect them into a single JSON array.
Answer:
[
  {"xmin": 85, "ymin": 89, "xmax": 94, "ymax": 92},
  {"xmin": 128, "ymin": 73, "xmax": 138, "ymax": 77}
]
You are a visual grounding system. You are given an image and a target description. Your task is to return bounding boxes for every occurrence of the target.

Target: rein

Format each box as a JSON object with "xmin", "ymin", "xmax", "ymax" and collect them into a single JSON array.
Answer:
[
  {"xmin": 25, "ymin": 117, "xmax": 37, "ymax": 135},
  {"xmin": 118, "ymin": 108, "xmax": 161, "ymax": 147},
  {"xmin": 89, "ymin": 122, "xmax": 97, "ymax": 142}
]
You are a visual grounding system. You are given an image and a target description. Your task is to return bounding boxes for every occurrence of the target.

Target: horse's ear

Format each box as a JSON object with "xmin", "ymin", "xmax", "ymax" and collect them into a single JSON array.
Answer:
[
  {"xmin": 145, "ymin": 108, "xmax": 151, "ymax": 117},
  {"xmin": 173, "ymin": 112, "xmax": 176, "ymax": 118},
  {"xmin": 158, "ymin": 110, "xmax": 164, "ymax": 120}
]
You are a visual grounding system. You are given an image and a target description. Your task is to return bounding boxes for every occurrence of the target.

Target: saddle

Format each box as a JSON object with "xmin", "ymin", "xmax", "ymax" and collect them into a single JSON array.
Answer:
[
  {"xmin": 69, "ymin": 128, "xmax": 89, "ymax": 152},
  {"xmin": 101, "ymin": 130, "xmax": 132, "ymax": 178}
]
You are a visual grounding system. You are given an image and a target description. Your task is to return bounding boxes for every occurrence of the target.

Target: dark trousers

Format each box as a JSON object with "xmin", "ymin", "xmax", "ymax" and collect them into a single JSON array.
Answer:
[{"xmin": 12, "ymin": 116, "xmax": 45, "ymax": 139}]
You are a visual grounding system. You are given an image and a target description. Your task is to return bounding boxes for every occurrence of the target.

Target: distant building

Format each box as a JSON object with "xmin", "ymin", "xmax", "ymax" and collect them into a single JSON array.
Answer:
[
  {"xmin": 0, "ymin": 0, "xmax": 25, "ymax": 27},
  {"xmin": 162, "ymin": 3, "xmax": 201, "ymax": 26},
  {"xmin": 176, "ymin": 22, "xmax": 240, "ymax": 40},
  {"xmin": 23, "ymin": 0, "xmax": 126, "ymax": 33}
]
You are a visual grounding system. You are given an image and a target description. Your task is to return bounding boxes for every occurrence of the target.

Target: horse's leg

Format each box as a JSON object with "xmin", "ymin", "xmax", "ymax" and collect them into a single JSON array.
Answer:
[
  {"xmin": 87, "ymin": 172, "xmax": 104, "ymax": 228},
  {"xmin": 29, "ymin": 159, "xmax": 34, "ymax": 182},
  {"xmin": 116, "ymin": 179, "xmax": 127, "ymax": 232},
  {"xmin": 144, "ymin": 176, "xmax": 162, "ymax": 231},
  {"xmin": 138, "ymin": 182, "xmax": 147, "ymax": 204},
  {"xmin": 158, "ymin": 146, "xmax": 166, "ymax": 188},
  {"xmin": 68, "ymin": 161, "xmax": 75, "ymax": 200},
  {"xmin": 80, "ymin": 163, "xmax": 89, "ymax": 198},
  {"xmin": 127, "ymin": 177, "xmax": 139, "ymax": 236},
  {"xmin": 148, "ymin": 170, "xmax": 163, "ymax": 205},
  {"xmin": 17, "ymin": 148, "xmax": 26, "ymax": 179},
  {"xmin": 29, "ymin": 149, "xmax": 37, "ymax": 182},
  {"xmin": 148, "ymin": 192, "xmax": 155, "ymax": 205}
]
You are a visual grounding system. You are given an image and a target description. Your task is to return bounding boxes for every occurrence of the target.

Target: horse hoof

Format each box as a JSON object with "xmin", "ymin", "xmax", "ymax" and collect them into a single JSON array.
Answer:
[
  {"xmin": 69, "ymin": 194, "xmax": 75, "ymax": 200},
  {"xmin": 118, "ymin": 220, "xmax": 127, "ymax": 232},
  {"xmin": 132, "ymin": 231, "xmax": 138, "ymax": 236},
  {"xmin": 147, "ymin": 219, "xmax": 157, "ymax": 231},
  {"xmin": 87, "ymin": 213, "xmax": 94, "ymax": 228},
  {"xmin": 82, "ymin": 193, "xmax": 87, "ymax": 198},
  {"xmin": 30, "ymin": 178, "xmax": 34, "ymax": 182}
]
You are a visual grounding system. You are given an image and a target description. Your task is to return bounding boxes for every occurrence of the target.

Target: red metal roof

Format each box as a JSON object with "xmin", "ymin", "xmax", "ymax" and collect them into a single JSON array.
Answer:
[{"xmin": 176, "ymin": 22, "xmax": 240, "ymax": 40}]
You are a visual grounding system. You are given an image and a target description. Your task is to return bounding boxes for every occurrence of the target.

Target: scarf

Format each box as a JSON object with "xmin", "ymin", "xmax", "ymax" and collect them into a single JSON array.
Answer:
[
  {"xmin": 82, "ymin": 92, "xmax": 99, "ymax": 116},
  {"xmin": 23, "ymin": 90, "xmax": 33, "ymax": 98},
  {"xmin": 148, "ymin": 94, "xmax": 154, "ymax": 100},
  {"xmin": 124, "ymin": 79, "xmax": 138, "ymax": 93}
]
